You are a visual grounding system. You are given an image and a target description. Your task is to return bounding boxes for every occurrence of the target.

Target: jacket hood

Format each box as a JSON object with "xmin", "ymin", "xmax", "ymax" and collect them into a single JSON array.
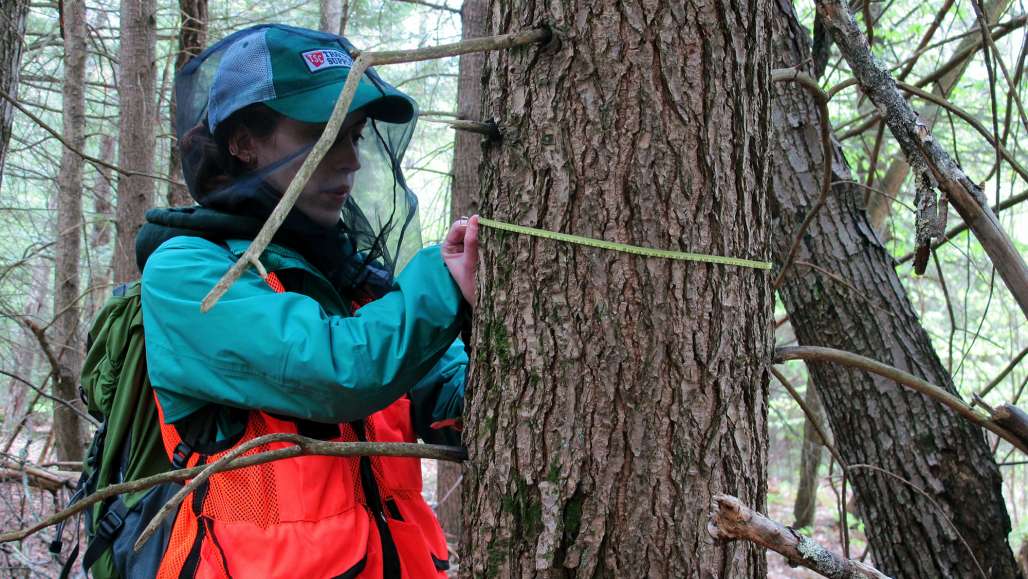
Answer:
[{"xmin": 136, "ymin": 180, "xmax": 391, "ymax": 300}]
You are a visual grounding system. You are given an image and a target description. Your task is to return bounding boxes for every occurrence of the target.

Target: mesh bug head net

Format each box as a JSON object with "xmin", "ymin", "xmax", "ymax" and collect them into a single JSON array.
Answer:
[{"xmin": 174, "ymin": 24, "xmax": 422, "ymax": 297}]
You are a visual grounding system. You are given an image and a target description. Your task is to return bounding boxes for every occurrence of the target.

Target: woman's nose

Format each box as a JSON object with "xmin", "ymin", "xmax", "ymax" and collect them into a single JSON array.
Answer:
[{"xmin": 331, "ymin": 139, "xmax": 361, "ymax": 173}]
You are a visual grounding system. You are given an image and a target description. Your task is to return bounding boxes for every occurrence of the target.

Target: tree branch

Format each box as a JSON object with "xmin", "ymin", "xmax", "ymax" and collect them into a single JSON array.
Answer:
[
  {"xmin": 200, "ymin": 27, "xmax": 551, "ymax": 312},
  {"xmin": 708, "ymin": 494, "xmax": 892, "ymax": 578},
  {"xmin": 775, "ymin": 346, "xmax": 1028, "ymax": 454},
  {"xmin": 0, "ymin": 435, "xmax": 466, "ymax": 545}
]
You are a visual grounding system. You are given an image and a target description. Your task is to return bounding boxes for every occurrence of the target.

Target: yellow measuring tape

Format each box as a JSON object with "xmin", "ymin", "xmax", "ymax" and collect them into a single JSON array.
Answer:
[{"xmin": 477, "ymin": 217, "xmax": 773, "ymax": 271}]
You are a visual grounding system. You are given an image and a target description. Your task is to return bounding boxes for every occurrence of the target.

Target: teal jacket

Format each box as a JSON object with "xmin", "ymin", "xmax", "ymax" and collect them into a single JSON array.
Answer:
[{"xmin": 140, "ymin": 235, "xmax": 466, "ymax": 443}]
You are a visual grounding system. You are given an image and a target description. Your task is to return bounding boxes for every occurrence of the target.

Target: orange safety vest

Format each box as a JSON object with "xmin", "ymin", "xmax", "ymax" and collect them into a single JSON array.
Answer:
[{"xmin": 153, "ymin": 272, "xmax": 451, "ymax": 578}]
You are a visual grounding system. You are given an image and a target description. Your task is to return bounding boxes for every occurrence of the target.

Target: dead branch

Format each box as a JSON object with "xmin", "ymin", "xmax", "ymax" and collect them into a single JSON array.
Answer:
[
  {"xmin": 775, "ymin": 346, "xmax": 1028, "ymax": 454},
  {"xmin": 990, "ymin": 404, "xmax": 1028, "ymax": 448},
  {"xmin": 393, "ymin": 0, "xmax": 460, "ymax": 13},
  {"xmin": 0, "ymin": 461, "xmax": 76, "ymax": 492},
  {"xmin": 814, "ymin": 0, "xmax": 1028, "ymax": 319},
  {"xmin": 770, "ymin": 68, "xmax": 833, "ymax": 290},
  {"xmin": 0, "ymin": 369, "xmax": 98, "ymax": 427},
  {"xmin": 707, "ymin": 494, "xmax": 892, "ymax": 578},
  {"xmin": 0, "ymin": 435, "xmax": 465, "ymax": 545},
  {"xmin": 200, "ymin": 27, "xmax": 550, "ymax": 312},
  {"xmin": 896, "ymin": 189, "xmax": 1027, "ymax": 265}
]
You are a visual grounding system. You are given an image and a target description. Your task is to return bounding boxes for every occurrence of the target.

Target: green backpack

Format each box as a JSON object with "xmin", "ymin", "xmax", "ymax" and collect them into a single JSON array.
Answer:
[{"xmin": 51, "ymin": 282, "xmax": 181, "ymax": 579}]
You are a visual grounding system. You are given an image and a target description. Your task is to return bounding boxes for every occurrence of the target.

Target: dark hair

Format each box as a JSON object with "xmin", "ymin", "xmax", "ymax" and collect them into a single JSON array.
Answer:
[{"xmin": 179, "ymin": 103, "xmax": 283, "ymax": 199}]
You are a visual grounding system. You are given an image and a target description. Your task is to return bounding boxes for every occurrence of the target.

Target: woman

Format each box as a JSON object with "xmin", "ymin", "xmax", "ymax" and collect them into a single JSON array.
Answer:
[{"xmin": 137, "ymin": 24, "xmax": 476, "ymax": 578}]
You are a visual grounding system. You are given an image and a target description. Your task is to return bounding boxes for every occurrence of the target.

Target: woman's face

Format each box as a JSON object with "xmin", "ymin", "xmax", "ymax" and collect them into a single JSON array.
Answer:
[{"xmin": 234, "ymin": 112, "xmax": 367, "ymax": 227}]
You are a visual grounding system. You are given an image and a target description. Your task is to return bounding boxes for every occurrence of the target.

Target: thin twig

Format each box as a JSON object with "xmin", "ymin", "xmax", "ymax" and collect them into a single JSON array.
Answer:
[
  {"xmin": 0, "ymin": 436, "xmax": 466, "ymax": 545},
  {"xmin": 975, "ymin": 346, "xmax": 1028, "ymax": 401},
  {"xmin": 0, "ymin": 369, "xmax": 97, "ymax": 427},
  {"xmin": 770, "ymin": 68, "xmax": 834, "ymax": 290},
  {"xmin": 775, "ymin": 346, "xmax": 1028, "ymax": 454},
  {"xmin": 770, "ymin": 367, "xmax": 843, "ymax": 465},
  {"xmin": 0, "ymin": 88, "xmax": 184, "ymax": 187},
  {"xmin": 200, "ymin": 28, "xmax": 550, "ymax": 312}
]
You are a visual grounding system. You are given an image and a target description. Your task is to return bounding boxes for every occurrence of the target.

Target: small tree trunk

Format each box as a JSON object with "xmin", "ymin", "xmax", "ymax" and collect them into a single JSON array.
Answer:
[
  {"xmin": 112, "ymin": 0, "xmax": 158, "ymax": 283},
  {"xmin": 462, "ymin": 1, "xmax": 773, "ymax": 576},
  {"xmin": 319, "ymin": 0, "xmax": 343, "ymax": 35},
  {"xmin": 792, "ymin": 381, "xmax": 826, "ymax": 528},
  {"xmin": 166, "ymin": 0, "xmax": 208, "ymax": 207},
  {"xmin": 52, "ymin": 0, "xmax": 89, "ymax": 463},
  {"xmin": 88, "ymin": 134, "xmax": 116, "ymax": 317},
  {"xmin": 0, "ymin": 0, "xmax": 29, "ymax": 190},
  {"xmin": 769, "ymin": 1, "xmax": 1021, "ymax": 576}
]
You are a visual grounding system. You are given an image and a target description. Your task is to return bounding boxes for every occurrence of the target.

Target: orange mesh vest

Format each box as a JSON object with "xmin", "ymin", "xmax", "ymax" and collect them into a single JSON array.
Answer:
[{"xmin": 154, "ymin": 272, "xmax": 450, "ymax": 579}]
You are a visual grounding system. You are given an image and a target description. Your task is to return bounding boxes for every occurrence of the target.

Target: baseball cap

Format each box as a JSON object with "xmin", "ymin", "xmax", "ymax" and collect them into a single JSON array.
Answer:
[{"xmin": 207, "ymin": 26, "xmax": 415, "ymax": 134}]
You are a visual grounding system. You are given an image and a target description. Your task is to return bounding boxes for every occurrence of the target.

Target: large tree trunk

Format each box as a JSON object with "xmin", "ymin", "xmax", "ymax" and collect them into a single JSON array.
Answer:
[
  {"xmin": 436, "ymin": 0, "xmax": 489, "ymax": 543},
  {"xmin": 112, "ymin": 0, "xmax": 158, "ymax": 282},
  {"xmin": 866, "ymin": 0, "xmax": 1011, "ymax": 233},
  {"xmin": 166, "ymin": 0, "xmax": 208, "ymax": 207},
  {"xmin": 792, "ymin": 381, "xmax": 826, "ymax": 528},
  {"xmin": 52, "ymin": 0, "xmax": 89, "ymax": 463},
  {"xmin": 769, "ymin": 0, "xmax": 1020, "ymax": 576},
  {"xmin": 0, "ymin": 0, "xmax": 29, "ymax": 190},
  {"xmin": 462, "ymin": 2, "xmax": 773, "ymax": 576}
]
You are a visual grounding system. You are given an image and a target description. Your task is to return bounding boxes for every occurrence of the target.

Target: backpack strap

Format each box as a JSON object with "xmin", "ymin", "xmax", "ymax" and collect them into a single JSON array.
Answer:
[{"xmin": 81, "ymin": 497, "xmax": 129, "ymax": 571}]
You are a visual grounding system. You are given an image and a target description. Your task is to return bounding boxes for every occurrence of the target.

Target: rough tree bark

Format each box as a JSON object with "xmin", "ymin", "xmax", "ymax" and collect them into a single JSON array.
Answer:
[
  {"xmin": 462, "ymin": 1, "xmax": 773, "ymax": 576},
  {"xmin": 166, "ymin": 0, "xmax": 207, "ymax": 207},
  {"xmin": 52, "ymin": 0, "xmax": 89, "ymax": 462},
  {"xmin": 792, "ymin": 381, "xmax": 826, "ymax": 528},
  {"xmin": 866, "ymin": 0, "xmax": 1011, "ymax": 232},
  {"xmin": 112, "ymin": 0, "xmax": 158, "ymax": 282},
  {"xmin": 769, "ymin": 0, "xmax": 1020, "ymax": 576},
  {"xmin": 0, "ymin": 0, "xmax": 29, "ymax": 190},
  {"xmin": 436, "ymin": 0, "xmax": 489, "ymax": 542}
]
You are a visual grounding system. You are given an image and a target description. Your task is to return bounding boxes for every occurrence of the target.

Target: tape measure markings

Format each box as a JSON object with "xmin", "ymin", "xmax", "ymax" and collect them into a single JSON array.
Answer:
[{"xmin": 477, "ymin": 217, "xmax": 772, "ymax": 271}]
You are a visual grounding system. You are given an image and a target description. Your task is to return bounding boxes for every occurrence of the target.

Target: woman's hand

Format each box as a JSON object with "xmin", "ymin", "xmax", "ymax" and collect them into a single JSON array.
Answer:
[{"xmin": 441, "ymin": 215, "xmax": 479, "ymax": 307}]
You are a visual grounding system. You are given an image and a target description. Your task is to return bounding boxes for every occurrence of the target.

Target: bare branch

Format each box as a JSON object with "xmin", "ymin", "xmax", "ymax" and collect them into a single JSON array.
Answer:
[
  {"xmin": 775, "ymin": 346, "xmax": 1028, "ymax": 454},
  {"xmin": 0, "ymin": 436, "xmax": 466, "ymax": 545}
]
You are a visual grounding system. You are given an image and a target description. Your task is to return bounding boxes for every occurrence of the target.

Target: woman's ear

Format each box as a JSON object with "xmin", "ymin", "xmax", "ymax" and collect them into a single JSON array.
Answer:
[{"xmin": 227, "ymin": 128, "xmax": 257, "ymax": 167}]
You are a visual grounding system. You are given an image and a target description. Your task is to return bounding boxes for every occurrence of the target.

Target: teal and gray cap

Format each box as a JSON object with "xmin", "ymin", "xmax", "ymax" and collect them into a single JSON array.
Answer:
[{"xmin": 207, "ymin": 26, "xmax": 415, "ymax": 133}]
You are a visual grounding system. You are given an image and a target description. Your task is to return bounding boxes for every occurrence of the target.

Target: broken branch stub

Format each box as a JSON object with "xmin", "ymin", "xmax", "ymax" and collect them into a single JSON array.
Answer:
[{"xmin": 708, "ymin": 494, "xmax": 893, "ymax": 579}]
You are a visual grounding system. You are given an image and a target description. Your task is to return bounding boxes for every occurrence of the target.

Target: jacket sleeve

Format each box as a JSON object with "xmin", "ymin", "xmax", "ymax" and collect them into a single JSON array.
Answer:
[
  {"xmin": 141, "ymin": 236, "xmax": 465, "ymax": 425},
  {"xmin": 408, "ymin": 338, "xmax": 466, "ymax": 446}
]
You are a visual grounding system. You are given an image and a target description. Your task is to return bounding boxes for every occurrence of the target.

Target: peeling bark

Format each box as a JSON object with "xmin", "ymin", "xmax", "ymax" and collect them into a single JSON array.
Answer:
[{"xmin": 462, "ymin": 1, "xmax": 773, "ymax": 576}]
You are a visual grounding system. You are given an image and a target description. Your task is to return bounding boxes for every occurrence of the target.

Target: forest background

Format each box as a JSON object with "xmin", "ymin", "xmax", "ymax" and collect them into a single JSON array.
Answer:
[{"xmin": 0, "ymin": 0, "xmax": 1025, "ymax": 576}]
